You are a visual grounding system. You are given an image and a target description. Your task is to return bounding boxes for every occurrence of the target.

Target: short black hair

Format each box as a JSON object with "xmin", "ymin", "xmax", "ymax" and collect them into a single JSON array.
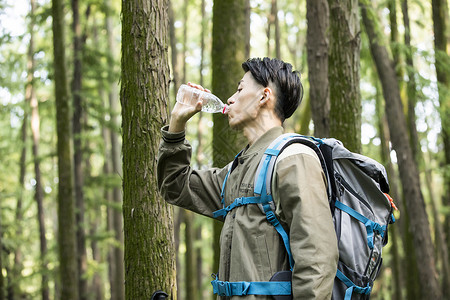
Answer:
[{"xmin": 242, "ymin": 57, "xmax": 303, "ymax": 122}]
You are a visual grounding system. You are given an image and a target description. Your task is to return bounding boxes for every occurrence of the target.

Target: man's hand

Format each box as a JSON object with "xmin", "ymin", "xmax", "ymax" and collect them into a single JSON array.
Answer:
[{"xmin": 168, "ymin": 82, "xmax": 210, "ymax": 133}]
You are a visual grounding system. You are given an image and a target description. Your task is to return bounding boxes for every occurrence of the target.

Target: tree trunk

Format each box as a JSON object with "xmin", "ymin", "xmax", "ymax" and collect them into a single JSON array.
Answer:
[
  {"xmin": 0, "ymin": 215, "xmax": 3, "ymax": 300},
  {"xmin": 424, "ymin": 149, "xmax": 450, "ymax": 292},
  {"xmin": 121, "ymin": 0, "xmax": 176, "ymax": 298},
  {"xmin": 174, "ymin": 208, "xmax": 183, "ymax": 300},
  {"xmin": 184, "ymin": 210, "xmax": 197, "ymax": 298},
  {"xmin": 105, "ymin": 0, "xmax": 125, "ymax": 296},
  {"xmin": 401, "ymin": 0, "xmax": 420, "ymax": 164},
  {"xmin": 388, "ymin": 0, "xmax": 402, "ymax": 72},
  {"xmin": 182, "ymin": 0, "xmax": 188, "ymax": 84},
  {"xmin": 196, "ymin": 223, "xmax": 203, "ymax": 298},
  {"xmin": 360, "ymin": 2, "xmax": 442, "ymax": 298},
  {"xmin": 431, "ymin": 1, "xmax": 450, "ymax": 293},
  {"xmin": 212, "ymin": 0, "xmax": 247, "ymax": 287},
  {"xmin": 169, "ymin": 0, "xmax": 179, "ymax": 101},
  {"xmin": 71, "ymin": 0, "xmax": 88, "ymax": 298},
  {"xmin": 297, "ymin": 94, "xmax": 311, "ymax": 135},
  {"xmin": 245, "ymin": 0, "xmax": 251, "ymax": 59},
  {"xmin": 14, "ymin": 68, "xmax": 28, "ymax": 300},
  {"xmin": 387, "ymin": 2, "xmax": 420, "ymax": 298},
  {"xmin": 306, "ymin": 0, "xmax": 330, "ymax": 138},
  {"xmin": 51, "ymin": 0, "xmax": 79, "ymax": 297},
  {"xmin": 375, "ymin": 75, "xmax": 404, "ymax": 300},
  {"xmin": 266, "ymin": 0, "xmax": 280, "ymax": 58},
  {"xmin": 29, "ymin": 0, "xmax": 50, "ymax": 297},
  {"xmin": 272, "ymin": 0, "xmax": 280, "ymax": 58},
  {"xmin": 328, "ymin": 0, "xmax": 361, "ymax": 152},
  {"xmin": 403, "ymin": 0, "xmax": 450, "ymax": 291}
]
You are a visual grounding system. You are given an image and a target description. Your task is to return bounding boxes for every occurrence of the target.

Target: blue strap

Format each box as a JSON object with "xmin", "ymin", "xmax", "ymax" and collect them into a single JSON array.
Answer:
[
  {"xmin": 263, "ymin": 205, "xmax": 294, "ymax": 271},
  {"xmin": 213, "ymin": 196, "xmax": 263, "ymax": 218},
  {"xmin": 264, "ymin": 148, "xmax": 280, "ymax": 156},
  {"xmin": 220, "ymin": 168, "xmax": 231, "ymax": 203},
  {"xmin": 211, "ymin": 278, "xmax": 291, "ymax": 296},
  {"xmin": 335, "ymin": 200, "xmax": 386, "ymax": 249},
  {"xmin": 336, "ymin": 269, "xmax": 371, "ymax": 300},
  {"xmin": 254, "ymin": 155, "xmax": 273, "ymax": 195}
]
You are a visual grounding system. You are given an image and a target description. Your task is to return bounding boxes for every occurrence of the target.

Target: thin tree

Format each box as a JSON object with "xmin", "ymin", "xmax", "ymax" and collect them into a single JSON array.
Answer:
[
  {"xmin": 169, "ymin": 1, "xmax": 179, "ymax": 100},
  {"xmin": 431, "ymin": 1, "xmax": 450, "ymax": 290},
  {"xmin": 360, "ymin": 1, "xmax": 442, "ymax": 298},
  {"xmin": 28, "ymin": 0, "xmax": 50, "ymax": 298},
  {"xmin": 71, "ymin": 0, "xmax": 88, "ymax": 297},
  {"xmin": 402, "ymin": 0, "xmax": 450, "ymax": 292},
  {"xmin": 121, "ymin": 0, "xmax": 176, "ymax": 298},
  {"xmin": 386, "ymin": 2, "xmax": 421, "ymax": 298},
  {"xmin": 328, "ymin": 0, "xmax": 361, "ymax": 152},
  {"xmin": 52, "ymin": 0, "xmax": 79, "ymax": 297},
  {"xmin": 266, "ymin": 0, "xmax": 280, "ymax": 58},
  {"xmin": 211, "ymin": 0, "xmax": 247, "ymax": 289},
  {"xmin": 105, "ymin": 0, "xmax": 125, "ymax": 297},
  {"xmin": 14, "ymin": 57, "xmax": 28, "ymax": 300},
  {"xmin": 374, "ymin": 68, "xmax": 403, "ymax": 299},
  {"xmin": 306, "ymin": 0, "xmax": 330, "ymax": 138},
  {"xmin": 0, "ymin": 213, "xmax": 3, "ymax": 300}
]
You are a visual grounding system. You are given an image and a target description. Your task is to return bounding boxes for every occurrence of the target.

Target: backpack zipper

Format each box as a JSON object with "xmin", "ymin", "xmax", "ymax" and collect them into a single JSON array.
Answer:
[{"xmin": 335, "ymin": 172, "xmax": 374, "ymax": 215}]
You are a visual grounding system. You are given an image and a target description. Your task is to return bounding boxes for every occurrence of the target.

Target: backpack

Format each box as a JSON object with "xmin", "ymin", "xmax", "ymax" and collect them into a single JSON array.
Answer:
[{"xmin": 211, "ymin": 133, "xmax": 397, "ymax": 299}]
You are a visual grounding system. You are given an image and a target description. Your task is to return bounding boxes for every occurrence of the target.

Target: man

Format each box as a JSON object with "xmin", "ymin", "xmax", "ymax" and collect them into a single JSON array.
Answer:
[{"xmin": 157, "ymin": 58, "xmax": 338, "ymax": 299}]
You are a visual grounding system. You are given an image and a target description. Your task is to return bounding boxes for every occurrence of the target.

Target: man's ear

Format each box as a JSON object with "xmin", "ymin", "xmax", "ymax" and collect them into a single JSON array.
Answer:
[{"xmin": 260, "ymin": 87, "xmax": 273, "ymax": 105}]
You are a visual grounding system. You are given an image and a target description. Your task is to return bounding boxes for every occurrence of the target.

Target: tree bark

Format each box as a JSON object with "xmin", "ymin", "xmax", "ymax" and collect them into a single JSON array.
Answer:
[
  {"xmin": 184, "ymin": 210, "xmax": 197, "ymax": 298},
  {"xmin": 71, "ymin": 0, "xmax": 88, "ymax": 298},
  {"xmin": 306, "ymin": 0, "xmax": 330, "ymax": 138},
  {"xmin": 51, "ymin": 0, "xmax": 79, "ymax": 297},
  {"xmin": 0, "ymin": 214, "xmax": 3, "ymax": 300},
  {"xmin": 245, "ymin": 0, "xmax": 251, "ymax": 59},
  {"xmin": 375, "ymin": 75, "xmax": 404, "ymax": 300},
  {"xmin": 360, "ymin": 2, "xmax": 442, "ymax": 298},
  {"xmin": 121, "ymin": 0, "xmax": 176, "ymax": 298},
  {"xmin": 212, "ymin": 0, "xmax": 247, "ymax": 286},
  {"xmin": 272, "ymin": 0, "xmax": 280, "ymax": 59},
  {"xmin": 297, "ymin": 94, "xmax": 311, "ymax": 135},
  {"xmin": 29, "ymin": 0, "xmax": 50, "ymax": 297},
  {"xmin": 105, "ymin": 0, "xmax": 125, "ymax": 296},
  {"xmin": 401, "ymin": 0, "xmax": 420, "ymax": 164},
  {"xmin": 328, "ymin": 0, "xmax": 361, "ymax": 152},
  {"xmin": 14, "ymin": 64, "xmax": 28, "ymax": 300},
  {"xmin": 169, "ymin": 0, "xmax": 179, "ymax": 101},
  {"xmin": 387, "ymin": 3, "xmax": 421, "ymax": 298},
  {"xmin": 431, "ymin": 1, "xmax": 450, "ymax": 292}
]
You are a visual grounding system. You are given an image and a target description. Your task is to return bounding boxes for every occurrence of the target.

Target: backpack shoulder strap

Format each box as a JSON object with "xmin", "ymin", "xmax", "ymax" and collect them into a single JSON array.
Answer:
[
  {"xmin": 253, "ymin": 133, "xmax": 331, "ymax": 203},
  {"xmin": 252, "ymin": 133, "xmax": 331, "ymax": 271}
]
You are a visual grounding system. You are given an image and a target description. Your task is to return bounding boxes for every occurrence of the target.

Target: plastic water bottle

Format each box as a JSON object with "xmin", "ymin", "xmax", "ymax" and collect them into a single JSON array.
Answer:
[{"xmin": 176, "ymin": 84, "xmax": 228, "ymax": 114}]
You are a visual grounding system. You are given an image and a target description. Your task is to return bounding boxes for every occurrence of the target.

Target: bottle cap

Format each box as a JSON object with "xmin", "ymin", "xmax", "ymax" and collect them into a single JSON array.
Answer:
[{"xmin": 222, "ymin": 105, "xmax": 229, "ymax": 114}]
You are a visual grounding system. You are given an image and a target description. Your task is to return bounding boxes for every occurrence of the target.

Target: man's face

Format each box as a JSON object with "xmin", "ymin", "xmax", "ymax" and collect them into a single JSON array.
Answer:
[{"xmin": 226, "ymin": 72, "xmax": 264, "ymax": 130}]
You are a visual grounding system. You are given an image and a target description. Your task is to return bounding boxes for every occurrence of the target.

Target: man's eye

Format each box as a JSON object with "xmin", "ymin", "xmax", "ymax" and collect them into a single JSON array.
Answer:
[{"xmin": 237, "ymin": 88, "xmax": 242, "ymax": 92}]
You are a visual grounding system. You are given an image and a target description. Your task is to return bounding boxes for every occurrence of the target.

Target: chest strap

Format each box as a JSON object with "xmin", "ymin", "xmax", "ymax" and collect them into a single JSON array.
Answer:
[{"xmin": 213, "ymin": 196, "xmax": 264, "ymax": 218}]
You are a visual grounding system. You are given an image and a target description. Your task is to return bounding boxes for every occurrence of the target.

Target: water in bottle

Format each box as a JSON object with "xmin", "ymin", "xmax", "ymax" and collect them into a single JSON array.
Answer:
[{"xmin": 176, "ymin": 84, "xmax": 227, "ymax": 114}]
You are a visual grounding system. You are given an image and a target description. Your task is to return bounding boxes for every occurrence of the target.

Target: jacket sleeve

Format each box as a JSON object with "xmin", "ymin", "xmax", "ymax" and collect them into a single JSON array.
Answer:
[
  {"xmin": 157, "ymin": 125, "xmax": 229, "ymax": 218},
  {"xmin": 273, "ymin": 144, "xmax": 338, "ymax": 299}
]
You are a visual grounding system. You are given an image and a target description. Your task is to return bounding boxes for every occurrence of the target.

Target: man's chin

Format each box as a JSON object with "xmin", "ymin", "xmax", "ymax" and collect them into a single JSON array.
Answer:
[{"xmin": 228, "ymin": 119, "xmax": 242, "ymax": 131}]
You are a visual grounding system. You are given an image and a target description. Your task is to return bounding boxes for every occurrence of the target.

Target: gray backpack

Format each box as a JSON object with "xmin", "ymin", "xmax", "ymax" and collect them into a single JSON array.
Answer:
[{"xmin": 212, "ymin": 134, "xmax": 397, "ymax": 299}]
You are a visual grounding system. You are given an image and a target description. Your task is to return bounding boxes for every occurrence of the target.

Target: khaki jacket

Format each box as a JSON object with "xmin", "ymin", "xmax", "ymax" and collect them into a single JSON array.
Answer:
[{"xmin": 157, "ymin": 126, "xmax": 338, "ymax": 299}]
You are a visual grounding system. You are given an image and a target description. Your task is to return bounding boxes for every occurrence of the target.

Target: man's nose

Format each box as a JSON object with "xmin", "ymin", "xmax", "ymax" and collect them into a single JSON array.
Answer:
[{"xmin": 227, "ymin": 96, "xmax": 235, "ymax": 105}]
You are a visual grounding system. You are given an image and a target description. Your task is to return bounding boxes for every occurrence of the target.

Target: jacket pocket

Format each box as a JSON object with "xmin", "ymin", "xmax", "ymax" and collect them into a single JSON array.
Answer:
[{"xmin": 256, "ymin": 234, "xmax": 273, "ymax": 279}]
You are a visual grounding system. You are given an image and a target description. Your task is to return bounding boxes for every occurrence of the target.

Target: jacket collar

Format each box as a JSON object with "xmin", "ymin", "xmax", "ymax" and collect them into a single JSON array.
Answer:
[{"xmin": 242, "ymin": 126, "xmax": 284, "ymax": 157}]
